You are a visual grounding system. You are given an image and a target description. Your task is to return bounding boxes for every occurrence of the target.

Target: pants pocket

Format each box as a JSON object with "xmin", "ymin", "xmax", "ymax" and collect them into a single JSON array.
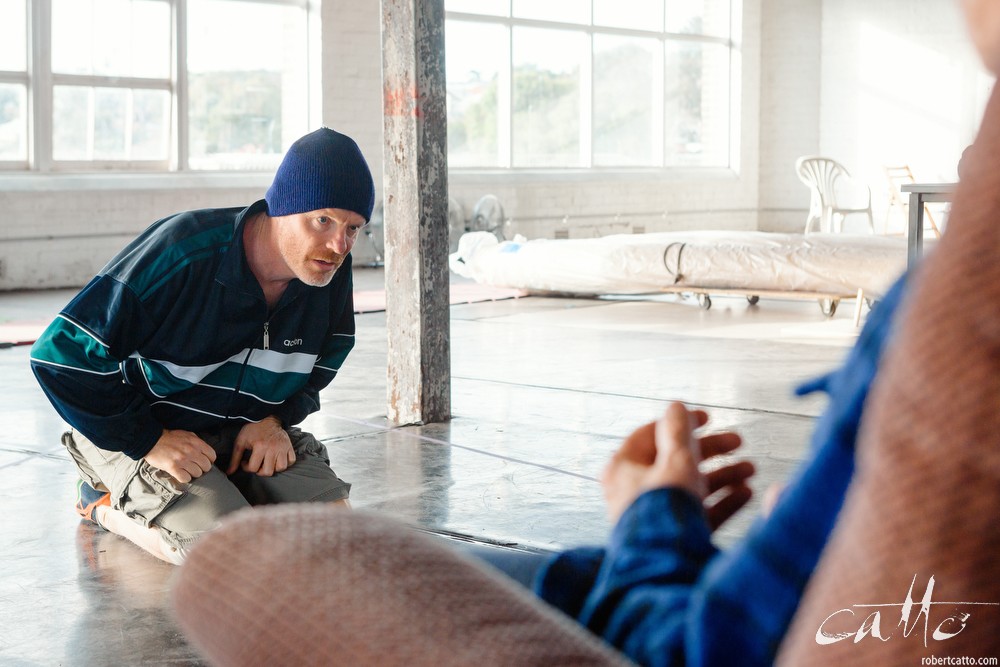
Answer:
[{"xmin": 117, "ymin": 460, "xmax": 187, "ymax": 528}]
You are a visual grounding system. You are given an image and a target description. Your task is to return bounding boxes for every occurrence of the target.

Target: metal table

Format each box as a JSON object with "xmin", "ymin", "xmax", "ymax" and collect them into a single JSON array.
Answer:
[{"xmin": 900, "ymin": 182, "xmax": 957, "ymax": 267}]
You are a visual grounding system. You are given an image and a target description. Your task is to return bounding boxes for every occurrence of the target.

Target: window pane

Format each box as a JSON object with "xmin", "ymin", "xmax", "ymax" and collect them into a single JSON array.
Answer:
[
  {"xmin": 593, "ymin": 0, "xmax": 662, "ymax": 31},
  {"xmin": 52, "ymin": 87, "xmax": 90, "ymax": 160},
  {"xmin": 447, "ymin": 20, "xmax": 506, "ymax": 167},
  {"xmin": 187, "ymin": 0, "xmax": 309, "ymax": 170},
  {"xmin": 0, "ymin": 83, "xmax": 27, "ymax": 161},
  {"xmin": 0, "ymin": 0, "xmax": 27, "ymax": 71},
  {"xmin": 512, "ymin": 0, "xmax": 589, "ymax": 25},
  {"xmin": 52, "ymin": 0, "xmax": 171, "ymax": 78},
  {"xmin": 93, "ymin": 88, "xmax": 128, "ymax": 158},
  {"xmin": 132, "ymin": 89, "xmax": 171, "ymax": 159},
  {"xmin": 594, "ymin": 35, "xmax": 658, "ymax": 166},
  {"xmin": 53, "ymin": 85, "xmax": 170, "ymax": 161},
  {"xmin": 664, "ymin": 42, "xmax": 730, "ymax": 167},
  {"xmin": 446, "ymin": 0, "xmax": 509, "ymax": 16},
  {"xmin": 512, "ymin": 27, "xmax": 585, "ymax": 167},
  {"xmin": 665, "ymin": 0, "xmax": 731, "ymax": 38}
]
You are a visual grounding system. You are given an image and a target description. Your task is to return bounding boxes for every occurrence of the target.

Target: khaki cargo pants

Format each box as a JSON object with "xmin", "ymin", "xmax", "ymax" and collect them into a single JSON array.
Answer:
[{"xmin": 64, "ymin": 425, "xmax": 351, "ymax": 552}]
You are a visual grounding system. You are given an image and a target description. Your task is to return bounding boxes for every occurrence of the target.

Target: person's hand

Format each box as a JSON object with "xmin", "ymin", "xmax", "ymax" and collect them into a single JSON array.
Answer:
[
  {"xmin": 227, "ymin": 416, "xmax": 295, "ymax": 477},
  {"xmin": 143, "ymin": 429, "xmax": 217, "ymax": 484},
  {"xmin": 601, "ymin": 402, "xmax": 754, "ymax": 530}
]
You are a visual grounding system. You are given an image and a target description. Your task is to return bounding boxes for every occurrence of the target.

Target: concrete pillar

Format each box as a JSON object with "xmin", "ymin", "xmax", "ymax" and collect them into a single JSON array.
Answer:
[{"xmin": 380, "ymin": 0, "xmax": 451, "ymax": 425}]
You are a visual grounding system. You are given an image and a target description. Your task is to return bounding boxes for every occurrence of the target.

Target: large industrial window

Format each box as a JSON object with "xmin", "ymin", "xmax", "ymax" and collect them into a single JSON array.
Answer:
[
  {"xmin": 0, "ymin": 0, "xmax": 29, "ymax": 164},
  {"xmin": 0, "ymin": 0, "xmax": 313, "ymax": 172},
  {"xmin": 445, "ymin": 0, "xmax": 738, "ymax": 169}
]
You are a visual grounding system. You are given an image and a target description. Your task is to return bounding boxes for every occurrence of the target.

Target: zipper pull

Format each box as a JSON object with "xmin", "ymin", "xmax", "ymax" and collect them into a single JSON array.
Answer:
[{"xmin": 263, "ymin": 321, "xmax": 270, "ymax": 350}]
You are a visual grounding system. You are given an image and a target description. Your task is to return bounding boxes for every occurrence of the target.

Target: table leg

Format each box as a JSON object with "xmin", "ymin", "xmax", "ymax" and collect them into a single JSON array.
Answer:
[{"xmin": 907, "ymin": 192, "xmax": 925, "ymax": 268}]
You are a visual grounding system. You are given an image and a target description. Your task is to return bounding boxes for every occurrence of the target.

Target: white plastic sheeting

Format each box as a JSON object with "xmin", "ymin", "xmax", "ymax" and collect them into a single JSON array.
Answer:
[{"xmin": 449, "ymin": 230, "xmax": 909, "ymax": 298}]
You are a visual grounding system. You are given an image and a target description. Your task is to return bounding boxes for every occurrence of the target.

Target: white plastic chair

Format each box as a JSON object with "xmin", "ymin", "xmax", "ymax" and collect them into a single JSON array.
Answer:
[{"xmin": 795, "ymin": 156, "xmax": 874, "ymax": 234}]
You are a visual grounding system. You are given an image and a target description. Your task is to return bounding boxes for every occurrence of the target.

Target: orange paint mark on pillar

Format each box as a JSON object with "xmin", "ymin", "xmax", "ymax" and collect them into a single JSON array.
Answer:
[{"xmin": 384, "ymin": 85, "xmax": 423, "ymax": 117}]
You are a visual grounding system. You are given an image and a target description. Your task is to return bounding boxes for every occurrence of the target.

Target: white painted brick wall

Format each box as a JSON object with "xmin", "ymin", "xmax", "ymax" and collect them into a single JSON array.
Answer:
[
  {"xmin": 819, "ymin": 0, "xmax": 981, "ymax": 234},
  {"xmin": 322, "ymin": 0, "xmax": 384, "ymax": 199},
  {"xmin": 758, "ymin": 0, "xmax": 822, "ymax": 233},
  {"xmin": 0, "ymin": 182, "xmax": 265, "ymax": 290}
]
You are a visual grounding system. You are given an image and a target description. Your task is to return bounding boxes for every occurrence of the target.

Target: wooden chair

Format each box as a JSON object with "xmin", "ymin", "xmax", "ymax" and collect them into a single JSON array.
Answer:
[{"xmin": 882, "ymin": 164, "xmax": 942, "ymax": 238}]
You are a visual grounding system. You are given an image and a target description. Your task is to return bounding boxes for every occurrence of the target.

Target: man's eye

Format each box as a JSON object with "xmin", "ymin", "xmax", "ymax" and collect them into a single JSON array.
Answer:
[{"xmin": 317, "ymin": 216, "xmax": 330, "ymax": 225}]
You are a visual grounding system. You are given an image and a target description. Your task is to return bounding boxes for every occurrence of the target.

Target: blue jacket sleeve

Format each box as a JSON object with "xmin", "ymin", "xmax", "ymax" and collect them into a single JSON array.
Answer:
[
  {"xmin": 536, "ymin": 489, "xmax": 715, "ymax": 665},
  {"xmin": 588, "ymin": 489, "xmax": 717, "ymax": 665},
  {"xmin": 29, "ymin": 275, "xmax": 164, "ymax": 459}
]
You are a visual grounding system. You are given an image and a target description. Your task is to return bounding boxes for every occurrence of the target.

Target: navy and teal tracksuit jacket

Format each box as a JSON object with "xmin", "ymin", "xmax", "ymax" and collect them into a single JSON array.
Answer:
[{"xmin": 30, "ymin": 199, "xmax": 355, "ymax": 460}]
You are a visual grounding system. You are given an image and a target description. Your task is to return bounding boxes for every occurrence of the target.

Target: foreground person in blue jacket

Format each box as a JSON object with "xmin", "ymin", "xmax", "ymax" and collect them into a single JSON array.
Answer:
[
  {"xmin": 480, "ymin": 273, "xmax": 906, "ymax": 666},
  {"xmin": 541, "ymin": 286, "xmax": 904, "ymax": 666},
  {"xmin": 30, "ymin": 127, "xmax": 375, "ymax": 564}
]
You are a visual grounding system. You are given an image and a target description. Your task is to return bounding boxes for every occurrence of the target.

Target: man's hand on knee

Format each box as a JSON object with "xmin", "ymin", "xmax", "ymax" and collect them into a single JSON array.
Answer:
[
  {"xmin": 144, "ymin": 430, "xmax": 217, "ymax": 484},
  {"xmin": 228, "ymin": 416, "xmax": 295, "ymax": 477}
]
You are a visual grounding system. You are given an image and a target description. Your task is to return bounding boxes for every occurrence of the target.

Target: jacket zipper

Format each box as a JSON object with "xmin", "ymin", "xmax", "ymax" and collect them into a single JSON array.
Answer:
[{"xmin": 226, "ymin": 317, "xmax": 270, "ymax": 419}]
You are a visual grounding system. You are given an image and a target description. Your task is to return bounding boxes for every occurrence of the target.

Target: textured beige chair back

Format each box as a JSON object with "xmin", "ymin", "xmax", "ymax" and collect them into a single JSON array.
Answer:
[{"xmin": 171, "ymin": 506, "xmax": 635, "ymax": 667}]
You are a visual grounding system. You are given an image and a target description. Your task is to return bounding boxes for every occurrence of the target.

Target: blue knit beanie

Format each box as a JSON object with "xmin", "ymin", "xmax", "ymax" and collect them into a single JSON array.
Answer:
[{"xmin": 265, "ymin": 128, "xmax": 375, "ymax": 221}]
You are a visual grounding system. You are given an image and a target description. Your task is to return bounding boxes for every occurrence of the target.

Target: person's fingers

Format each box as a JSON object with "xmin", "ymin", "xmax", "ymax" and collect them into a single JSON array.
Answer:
[
  {"xmin": 615, "ymin": 406, "xmax": 714, "ymax": 467},
  {"xmin": 697, "ymin": 431, "xmax": 743, "ymax": 460},
  {"xmin": 188, "ymin": 448, "xmax": 213, "ymax": 474},
  {"xmin": 185, "ymin": 459, "xmax": 207, "ymax": 480},
  {"xmin": 653, "ymin": 403, "xmax": 701, "ymax": 473},
  {"xmin": 243, "ymin": 447, "xmax": 265, "ymax": 475},
  {"xmin": 259, "ymin": 450, "xmax": 276, "ymax": 477},
  {"xmin": 706, "ymin": 483, "xmax": 753, "ymax": 531},
  {"xmin": 227, "ymin": 442, "xmax": 246, "ymax": 475},
  {"xmin": 705, "ymin": 460, "xmax": 756, "ymax": 495},
  {"xmin": 196, "ymin": 439, "xmax": 217, "ymax": 464},
  {"xmin": 650, "ymin": 403, "xmax": 708, "ymax": 498},
  {"xmin": 653, "ymin": 402, "xmax": 696, "ymax": 463},
  {"xmin": 172, "ymin": 467, "xmax": 193, "ymax": 484},
  {"xmin": 274, "ymin": 446, "xmax": 295, "ymax": 473}
]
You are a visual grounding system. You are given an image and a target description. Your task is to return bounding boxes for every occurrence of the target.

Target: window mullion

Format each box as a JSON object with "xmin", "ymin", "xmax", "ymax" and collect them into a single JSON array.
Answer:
[
  {"xmin": 499, "ymin": 23, "xmax": 512, "ymax": 168},
  {"xmin": 654, "ymin": 38, "xmax": 665, "ymax": 168},
  {"xmin": 175, "ymin": 0, "xmax": 187, "ymax": 171},
  {"xmin": 50, "ymin": 73, "xmax": 172, "ymax": 90},
  {"xmin": 30, "ymin": 0, "xmax": 53, "ymax": 171},
  {"xmin": 580, "ymin": 32, "xmax": 592, "ymax": 168}
]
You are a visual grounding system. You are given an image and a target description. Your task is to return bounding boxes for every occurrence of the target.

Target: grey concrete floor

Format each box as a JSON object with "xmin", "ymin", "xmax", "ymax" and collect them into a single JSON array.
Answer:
[{"xmin": 0, "ymin": 267, "xmax": 864, "ymax": 666}]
